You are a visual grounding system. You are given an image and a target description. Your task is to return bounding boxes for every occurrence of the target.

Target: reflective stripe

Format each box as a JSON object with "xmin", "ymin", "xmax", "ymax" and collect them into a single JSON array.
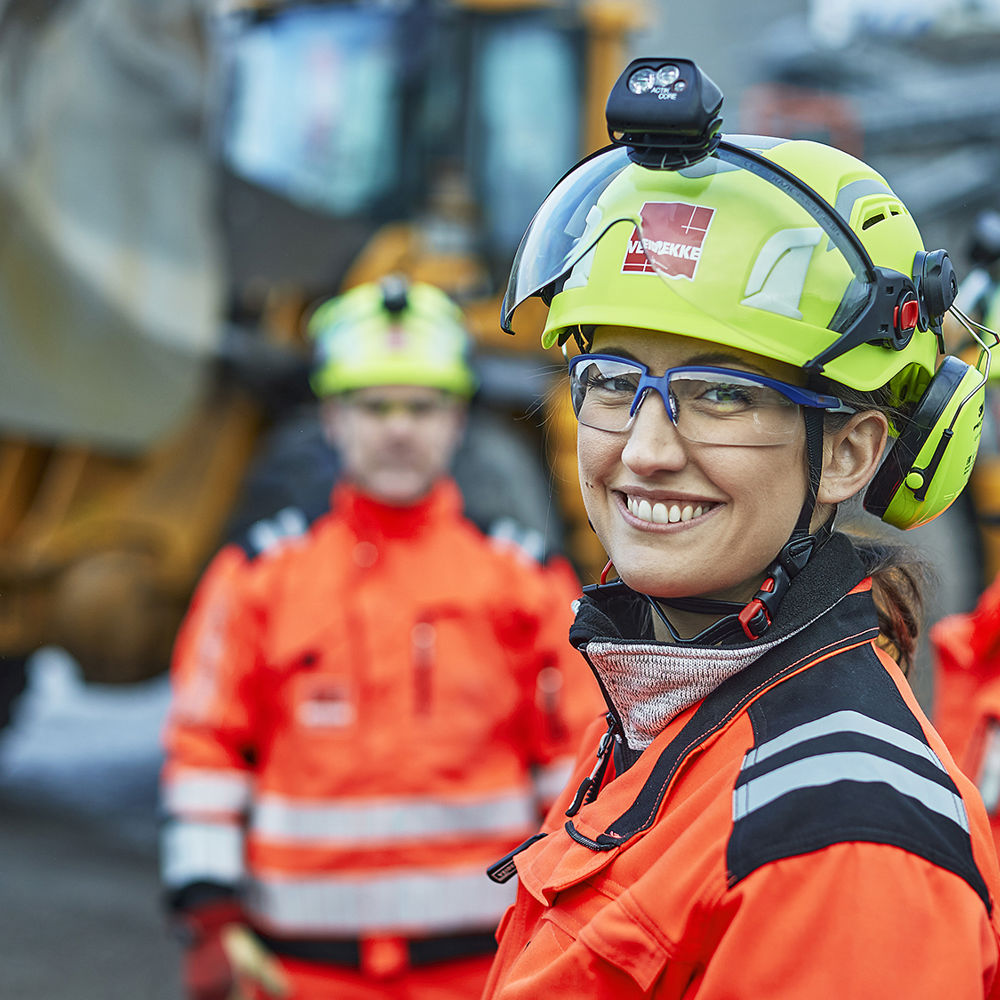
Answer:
[
  {"xmin": 160, "ymin": 818, "xmax": 245, "ymax": 889},
  {"xmin": 246, "ymin": 866, "xmax": 516, "ymax": 935},
  {"xmin": 748, "ymin": 710, "xmax": 943, "ymax": 770},
  {"xmin": 251, "ymin": 787, "xmax": 536, "ymax": 843},
  {"xmin": 733, "ymin": 751, "xmax": 970, "ymax": 831},
  {"xmin": 976, "ymin": 720, "xmax": 1000, "ymax": 813},
  {"xmin": 162, "ymin": 769, "xmax": 254, "ymax": 815},
  {"xmin": 533, "ymin": 757, "xmax": 575, "ymax": 805}
]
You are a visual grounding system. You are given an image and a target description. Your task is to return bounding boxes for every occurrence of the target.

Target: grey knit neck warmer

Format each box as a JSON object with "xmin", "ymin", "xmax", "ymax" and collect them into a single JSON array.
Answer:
[{"xmin": 586, "ymin": 631, "xmax": 795, "ymax": 749}]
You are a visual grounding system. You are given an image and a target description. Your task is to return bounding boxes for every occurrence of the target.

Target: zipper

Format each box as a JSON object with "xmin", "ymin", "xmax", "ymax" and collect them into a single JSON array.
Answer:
[
  {"xmin": 411, "ymin": 621, "xmax": 435, "ymax": 715},
  {"xmin": 565, "ymin": 712, "xmax": 620, "ymax": 817}
]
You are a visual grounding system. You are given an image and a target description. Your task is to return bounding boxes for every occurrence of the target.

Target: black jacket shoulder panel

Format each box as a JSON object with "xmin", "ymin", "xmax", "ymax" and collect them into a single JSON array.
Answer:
[
  {"xmin": 727, "ymin": 640, "xmax": 991, "ymax": 912},
  {"xmin": 581, "ymin": 587, "xmax": 880, "ymax": 848},
  {"xmin": 234, "ymin": 503, "xmax": 326, "ymax": 561}
]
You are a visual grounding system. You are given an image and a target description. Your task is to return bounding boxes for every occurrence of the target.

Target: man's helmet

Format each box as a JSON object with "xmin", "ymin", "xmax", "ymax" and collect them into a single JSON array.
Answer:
[
  {"xmin": 309, "ymin": 276, "xmax": 477, "ymax": 398},
  {"xmin": 502, "ymin": 58, "xmax": 989, "ymax": 531}
]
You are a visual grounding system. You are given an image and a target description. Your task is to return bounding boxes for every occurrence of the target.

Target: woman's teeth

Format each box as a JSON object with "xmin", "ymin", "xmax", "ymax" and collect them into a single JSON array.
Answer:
[{"xmin": 626, "ymin": 495, "xmax": 707, "ymax": 524}]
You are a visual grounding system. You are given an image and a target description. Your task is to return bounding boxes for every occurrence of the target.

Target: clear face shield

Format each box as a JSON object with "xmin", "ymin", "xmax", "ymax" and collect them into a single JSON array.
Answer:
[{"xmin": 502, "ymin": 141, "xmax": 913, "ymax": 375}]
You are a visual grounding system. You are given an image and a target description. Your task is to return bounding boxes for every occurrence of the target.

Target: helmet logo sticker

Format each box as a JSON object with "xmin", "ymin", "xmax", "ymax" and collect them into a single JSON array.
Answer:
[
  {"xmin": 622, "ymin": 202, "xmax": 715, "ymax": 280},
  {"xmin": 386, "ymin": 323, "xmax": 408, "ymax": 351}
]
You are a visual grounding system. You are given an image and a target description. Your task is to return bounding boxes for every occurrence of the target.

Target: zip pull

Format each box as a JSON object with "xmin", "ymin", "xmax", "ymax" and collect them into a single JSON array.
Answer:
[
  {"xmin": 486, "ymin": 832, "xmax": 547, "ymax": 884},
  {"xmin": 565, "ymin": 714, "xmax": 618, "ymax": 817}
]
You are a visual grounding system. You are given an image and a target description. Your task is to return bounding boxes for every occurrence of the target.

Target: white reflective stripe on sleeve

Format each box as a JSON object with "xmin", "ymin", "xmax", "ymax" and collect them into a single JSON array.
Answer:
[
  {"xmin": 160, "ymin": 818, "xmax": 245, "ymax": 889},
  {"xmin": 977, "ymin": 720, "xmax": 1000, "ymax": 813},
  {"xmin": 246, "ymin": 866, "xmax": 517, "ymax": 936},
  {"xmin": 733, "ymin": 751, "xmax": 970, "ymax": 831},
  {"xmin": 251, "ymin": 787, "xmax": 536, "ymax": 843},
  {"xmin": 532, "ymin": 757, "xmax": 575, "ymax": 805},
  {"xmin": 162, "ymin": 769, "xmax": 254, "ymax": 815},
  {"xmin": 747, "ymin": 710, "xmax": 944, "ymax": 769}
]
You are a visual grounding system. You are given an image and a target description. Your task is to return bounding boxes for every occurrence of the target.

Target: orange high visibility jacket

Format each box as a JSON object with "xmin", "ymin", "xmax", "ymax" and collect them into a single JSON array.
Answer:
[
  {"xmin": 484, "ymin": 534, "xmax": 1000, "ymax": 999},
  {"xmin": 160, "ymin": 479, "xmax": 602, "ymax": 954},
  {"xmin": 932, "ymin": 571, "xmax": 1000, "ymax": 856}
]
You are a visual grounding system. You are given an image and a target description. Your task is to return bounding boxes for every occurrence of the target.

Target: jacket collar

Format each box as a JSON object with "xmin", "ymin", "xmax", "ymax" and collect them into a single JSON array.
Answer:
[
  {"xmin": 332, "ymin": 478, "xmax": 462, "ymax": 540},
  {"xmin": 571, "ymin": 531, "xmax": 867, "ymax": 652},
  {"xmin": 569, "ymin": 532, "xmax": 872, "ymax": 752}
]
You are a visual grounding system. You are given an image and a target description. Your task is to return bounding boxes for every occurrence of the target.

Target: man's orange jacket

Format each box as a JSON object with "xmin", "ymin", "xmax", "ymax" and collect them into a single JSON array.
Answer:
[
  {"xmin": 160, "ymin": 479, "xmax": 602, "ymax": 955},
  {"xmin": 484, "ymin": 534, "xmax": 1000, "ymax": 999}
]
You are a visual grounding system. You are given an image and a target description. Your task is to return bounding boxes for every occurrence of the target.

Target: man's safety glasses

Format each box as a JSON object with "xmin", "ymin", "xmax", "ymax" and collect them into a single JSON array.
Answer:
[{"xmin": 568, "ymin": 354, "xmax": 853, "ymax": 445}]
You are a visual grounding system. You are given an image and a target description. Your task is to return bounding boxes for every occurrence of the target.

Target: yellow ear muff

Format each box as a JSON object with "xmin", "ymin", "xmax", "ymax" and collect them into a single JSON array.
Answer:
[{"xmin": 864, "ymin": 355, "xmax": 985, "ymax": 530}]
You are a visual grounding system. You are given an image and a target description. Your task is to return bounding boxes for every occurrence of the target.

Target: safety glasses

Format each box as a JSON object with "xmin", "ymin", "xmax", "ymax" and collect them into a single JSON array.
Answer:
[{"xmin": 568, "ymin": 354, "xmax": 853, "ymax": 445}]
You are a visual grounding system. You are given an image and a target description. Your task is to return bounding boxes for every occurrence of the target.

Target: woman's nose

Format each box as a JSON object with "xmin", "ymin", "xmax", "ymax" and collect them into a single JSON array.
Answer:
[{"xmin": 620, "ymin": 389, "xmax": 688, "ymax": 473}]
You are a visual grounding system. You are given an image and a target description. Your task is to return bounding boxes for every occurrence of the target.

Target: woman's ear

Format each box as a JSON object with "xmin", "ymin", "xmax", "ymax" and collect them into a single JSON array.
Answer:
[{"xmin": 817, "ymin": 410, "xmax": 890, "ymax": 505}]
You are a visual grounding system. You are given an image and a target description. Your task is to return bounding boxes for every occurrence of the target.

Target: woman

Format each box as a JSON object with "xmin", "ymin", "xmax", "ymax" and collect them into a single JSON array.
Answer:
[{"xmin": 482, "ymin": 59, "xmax": 1000, "ymax": 998}]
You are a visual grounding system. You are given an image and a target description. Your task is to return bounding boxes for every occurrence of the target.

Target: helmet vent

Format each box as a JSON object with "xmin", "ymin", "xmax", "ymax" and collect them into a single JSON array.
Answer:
[{"xmin": 861, "ymin": 212, "xmax": 886, "ymax": 231}]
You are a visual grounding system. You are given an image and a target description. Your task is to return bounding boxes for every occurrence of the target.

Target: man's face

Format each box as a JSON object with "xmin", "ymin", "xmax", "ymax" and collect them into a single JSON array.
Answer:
[{"xmin": 322, "ymin": 386, "xmax": 466, "ymax": 505}]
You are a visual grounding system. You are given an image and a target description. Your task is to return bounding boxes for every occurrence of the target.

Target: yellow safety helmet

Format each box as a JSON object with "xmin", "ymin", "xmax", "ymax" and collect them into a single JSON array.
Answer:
[{"xmin": 309, "ymin": 276, "xmax": 477, "ymax": 398}]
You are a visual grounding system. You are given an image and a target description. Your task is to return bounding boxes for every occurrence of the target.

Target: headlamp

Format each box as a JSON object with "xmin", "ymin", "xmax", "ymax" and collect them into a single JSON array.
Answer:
[{"xmin": 607, "ymin": 57, "xmax": 723, "ymax": 168}]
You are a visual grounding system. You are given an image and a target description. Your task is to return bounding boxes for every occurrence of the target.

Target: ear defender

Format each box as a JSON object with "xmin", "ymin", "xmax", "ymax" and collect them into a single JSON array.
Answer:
[{"xmin": 864, "ymin": 355, "xmax": 985, "ymax": 530}]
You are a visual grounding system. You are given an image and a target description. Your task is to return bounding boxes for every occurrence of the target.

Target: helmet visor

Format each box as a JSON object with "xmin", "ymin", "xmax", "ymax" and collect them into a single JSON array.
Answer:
[
  {"xmin": 501, "ymin": 145, "xmax": 633, "ymax": 331},
  {"xmin": 501, "ymin": 140, "xmax": 881, "ymax": 376}
]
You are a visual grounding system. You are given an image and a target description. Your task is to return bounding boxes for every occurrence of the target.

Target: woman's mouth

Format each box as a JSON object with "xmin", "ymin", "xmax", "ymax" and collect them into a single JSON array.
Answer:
[{"xmin": 624, "ymin": 493, "xmax": 717, "ymax": 525}]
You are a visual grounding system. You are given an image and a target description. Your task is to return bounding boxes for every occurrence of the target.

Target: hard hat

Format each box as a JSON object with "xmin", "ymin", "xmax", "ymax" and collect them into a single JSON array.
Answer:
[
  {"xmin": 309, "ymin": 276, "xmax": 477, "ymax": 398},
  {"xmin": 502, "ymin": 58, "xmax": 989, "ymax": 530}
]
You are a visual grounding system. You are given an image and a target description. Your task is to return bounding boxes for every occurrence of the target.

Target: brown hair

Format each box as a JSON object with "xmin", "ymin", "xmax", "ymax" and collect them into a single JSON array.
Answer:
[{"xmin": 839, "ymin": 524, "xmax": 931, "ymax": 676}]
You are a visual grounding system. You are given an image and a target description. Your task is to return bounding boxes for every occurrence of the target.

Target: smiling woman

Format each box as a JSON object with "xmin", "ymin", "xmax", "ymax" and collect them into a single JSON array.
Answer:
[{"xmin": 482, "ymin": 57, "xmax": 1000, "ymax": 1000}]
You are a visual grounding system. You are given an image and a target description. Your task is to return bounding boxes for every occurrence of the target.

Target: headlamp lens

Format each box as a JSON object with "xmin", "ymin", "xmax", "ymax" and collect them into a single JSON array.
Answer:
[
  {"xmin": 627, "ymin": 68, "xmax": 656, "ymax": 95},
  {"xmin": 655, "ymin": 65, "xmax": 680, "ymax": 88}
]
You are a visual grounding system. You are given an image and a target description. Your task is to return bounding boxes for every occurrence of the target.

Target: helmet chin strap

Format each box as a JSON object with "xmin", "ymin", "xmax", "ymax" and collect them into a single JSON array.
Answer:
[{"xmin": 647, "ymin": 409, "xmax": 829, "ymax": 645}]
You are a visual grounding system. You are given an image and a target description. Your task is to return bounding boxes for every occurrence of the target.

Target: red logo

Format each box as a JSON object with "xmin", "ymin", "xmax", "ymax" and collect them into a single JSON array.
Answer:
[
  {"xmin": 621, "ymin": 202, "xmax": 715, "ymax": 280},
  {"xmin": 385, "ymin": 323, "xmax": 408, "ymax": 351}
]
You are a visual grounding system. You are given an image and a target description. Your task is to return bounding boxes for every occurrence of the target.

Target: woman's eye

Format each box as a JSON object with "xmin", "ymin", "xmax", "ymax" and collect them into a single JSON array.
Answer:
[
  {"xmin": 704, "ymin": 384, "xmax": 755, "ymax": 406},
  {"xmin": 585, "ymin": 373, "xmax": 637, "ymax": 394}
]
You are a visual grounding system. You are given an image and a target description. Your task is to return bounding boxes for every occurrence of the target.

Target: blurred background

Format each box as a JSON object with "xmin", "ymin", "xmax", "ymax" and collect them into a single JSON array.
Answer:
[{"xmin": 3, "ymin": 0, "xmax": 1000, "ymax": 994}]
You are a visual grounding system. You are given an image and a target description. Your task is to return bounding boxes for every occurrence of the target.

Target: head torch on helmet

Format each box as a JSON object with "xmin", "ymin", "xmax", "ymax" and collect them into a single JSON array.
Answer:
[
  {"xmin": 502, "ymin": 57, "xmax": 997, "ymax": 530},
  {"xmin": 309, "ymin": 276, "xmax": 477, "ymax": 398}
]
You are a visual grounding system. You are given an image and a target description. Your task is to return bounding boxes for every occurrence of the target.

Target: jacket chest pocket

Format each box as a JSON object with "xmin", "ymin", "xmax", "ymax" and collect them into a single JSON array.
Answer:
[
  {"xmin": 272, "ymin": 637, "xmax": 360, "ymax": 736},
  {"xmin": 511, "ymin": 890, "xmax": 676, "ymax": 997}
]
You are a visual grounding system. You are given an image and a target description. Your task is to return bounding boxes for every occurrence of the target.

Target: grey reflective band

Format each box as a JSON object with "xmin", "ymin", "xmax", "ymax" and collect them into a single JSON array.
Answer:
[
  {"xmin": 977, "ymin": 720, "xmax": 1000, "ymax": 814},
  {"xmin": 733, "ymin": 750, "xmax": 969, "ymax": 832},
  {"xmin": 245, "ymin": 867, "xmax": 516, "ymax": 935},
  {"xmin": 252, "ymin": 787, "xmax": 537, "ymax": 843},
  {"xmin": 162, "ymin": 769, "xmax": 254, "ymax": 814},
  {"xmin": 247, "ymin": 506, "xmax": 309, "ymax": 556},
  {"xmin": 746, "ymin": 709, "xmax": 943, "ymax": 769},
  {"xmin": 161, "ymin": 819, "xmax": 245, "ymax": 888},
  {"xmin": 830, "ymin": 178, "xmax": 894, "ymax": 253}
]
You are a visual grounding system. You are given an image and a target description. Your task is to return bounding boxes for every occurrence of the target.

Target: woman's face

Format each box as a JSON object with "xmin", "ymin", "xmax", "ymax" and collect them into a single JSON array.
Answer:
[{"xmin": 578, "ymin": 326, "xmax": 812, "ymax": 603}]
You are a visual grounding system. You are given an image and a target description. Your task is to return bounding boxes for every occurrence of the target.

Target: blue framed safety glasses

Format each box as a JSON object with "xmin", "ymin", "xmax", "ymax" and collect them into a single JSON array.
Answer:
[{"xmin": 568, "ymin": 354, "xmax": 853, "ymax": 445}]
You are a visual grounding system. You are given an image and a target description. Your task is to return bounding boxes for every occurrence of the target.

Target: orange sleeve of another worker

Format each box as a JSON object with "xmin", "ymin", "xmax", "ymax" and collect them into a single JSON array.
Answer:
[
  {"xmin": 932, "ymin": 572, "xmax": 1000, "ymax": 765},
  {"xmin": 161, "ymin": 544, "xmax": 263, "ymax": 778},
  {"xmin": 692, "ymin": 842, "xmax": 1000, "ymax": 1000}
]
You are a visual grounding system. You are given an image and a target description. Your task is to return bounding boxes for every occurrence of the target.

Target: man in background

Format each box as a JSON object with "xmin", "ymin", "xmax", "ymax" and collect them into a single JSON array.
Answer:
[{"xmin": 158, "ymin": 276, "xmax": 602, "ymax": 1000}]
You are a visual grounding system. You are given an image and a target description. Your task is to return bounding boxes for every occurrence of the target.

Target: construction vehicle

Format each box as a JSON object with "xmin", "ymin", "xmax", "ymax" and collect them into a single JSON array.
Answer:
[{"xmin": 0, "ymin": 0, "xmax": 642, "ymax": 727}]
